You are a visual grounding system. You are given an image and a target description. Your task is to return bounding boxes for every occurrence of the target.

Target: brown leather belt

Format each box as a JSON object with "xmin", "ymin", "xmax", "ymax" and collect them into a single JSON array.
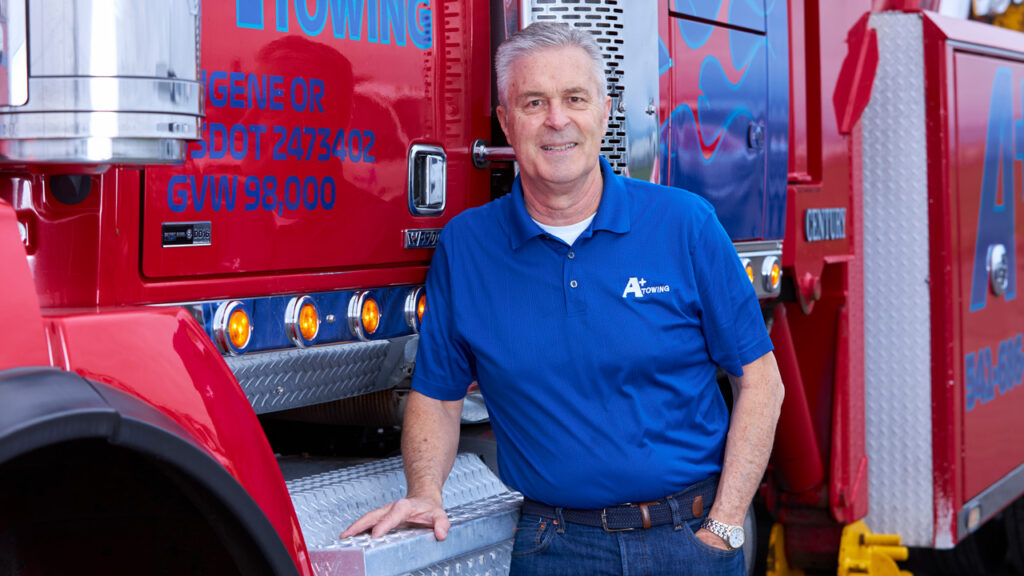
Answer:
[{"xmin": 520, "ymin": 475, "xmax": 717, "ymax": 532}]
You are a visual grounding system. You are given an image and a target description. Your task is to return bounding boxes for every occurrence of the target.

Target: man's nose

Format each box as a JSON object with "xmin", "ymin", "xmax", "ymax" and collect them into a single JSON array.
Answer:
[{"xmin": 544, "ymin": 101, "xmax": 571, "ymax": 130}]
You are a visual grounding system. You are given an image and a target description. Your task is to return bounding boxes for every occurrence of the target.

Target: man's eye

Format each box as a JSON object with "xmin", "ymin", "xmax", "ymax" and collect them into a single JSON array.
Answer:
[{"xmin": 527, "ymin": 100, "xmax": 543, "ymax": 108}]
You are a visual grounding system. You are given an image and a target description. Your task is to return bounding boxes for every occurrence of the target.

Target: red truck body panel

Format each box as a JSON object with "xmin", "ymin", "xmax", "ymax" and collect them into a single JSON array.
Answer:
[{"xmin": 921, "ymin": 12, "xmax": 1024, "ymax": 541}]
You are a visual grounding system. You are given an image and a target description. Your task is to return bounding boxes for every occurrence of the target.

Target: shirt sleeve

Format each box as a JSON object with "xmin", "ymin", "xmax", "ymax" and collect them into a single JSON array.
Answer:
[
  {"xmin": 411, "ymin": 228, "xmax": 476, "ymax": 401},
  {"xmin": 692, "ymin": 213, "xmax": 774, "ymax": 377}
]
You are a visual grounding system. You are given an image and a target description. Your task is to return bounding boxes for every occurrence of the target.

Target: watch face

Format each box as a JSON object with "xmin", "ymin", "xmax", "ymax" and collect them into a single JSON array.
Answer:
[{"xmin": 727, "ymin": 527, "xmax": 745, "ymax": 549}]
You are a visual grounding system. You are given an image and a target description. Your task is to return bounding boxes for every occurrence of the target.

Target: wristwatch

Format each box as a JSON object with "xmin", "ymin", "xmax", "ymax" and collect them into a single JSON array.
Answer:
[{"xmin": 701, "ymin": 517, "xmax": 745, "ymax": 550}]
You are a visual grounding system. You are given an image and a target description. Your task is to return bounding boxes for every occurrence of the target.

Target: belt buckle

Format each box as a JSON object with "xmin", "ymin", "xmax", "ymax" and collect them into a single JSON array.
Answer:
[{"xmin": 601, "ymin": 508, "xmax": 634, "ymax": 533}]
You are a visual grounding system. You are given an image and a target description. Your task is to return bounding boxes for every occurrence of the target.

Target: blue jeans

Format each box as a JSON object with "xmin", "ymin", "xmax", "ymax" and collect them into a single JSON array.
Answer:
[{"xmin": 508, "ymin": 513, "xmax": 744, "ymax": 576}]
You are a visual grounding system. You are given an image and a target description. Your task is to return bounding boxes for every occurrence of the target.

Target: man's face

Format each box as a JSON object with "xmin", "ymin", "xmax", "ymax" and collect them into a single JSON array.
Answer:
[{"xmin": 497, "ymin": 46, "xmax": 611, "ymax": 197}]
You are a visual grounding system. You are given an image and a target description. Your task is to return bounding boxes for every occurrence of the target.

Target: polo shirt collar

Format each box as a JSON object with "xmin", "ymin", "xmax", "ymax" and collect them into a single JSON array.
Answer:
[{"xmin": 504, "ymin": 156, "xmax": 632, "ymax": 251}]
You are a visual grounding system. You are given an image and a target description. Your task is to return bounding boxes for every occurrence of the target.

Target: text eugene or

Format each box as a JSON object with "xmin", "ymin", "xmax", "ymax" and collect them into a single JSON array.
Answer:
[{"xmin": 168, "ymin": 70, "xmax": 375, "ymax": 215}]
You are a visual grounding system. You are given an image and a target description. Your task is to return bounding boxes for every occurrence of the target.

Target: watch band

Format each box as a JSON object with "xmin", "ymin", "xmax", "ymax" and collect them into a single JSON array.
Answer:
[{"xmin": 701, "ymin": 517, "xmax": 744, "ymax": 550}]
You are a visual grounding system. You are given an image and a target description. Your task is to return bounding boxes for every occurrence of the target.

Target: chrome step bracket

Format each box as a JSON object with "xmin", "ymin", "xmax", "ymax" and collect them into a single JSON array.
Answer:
[{"xmin": 282, "ymin": 453, "xmax": 521, "ymax": 576}]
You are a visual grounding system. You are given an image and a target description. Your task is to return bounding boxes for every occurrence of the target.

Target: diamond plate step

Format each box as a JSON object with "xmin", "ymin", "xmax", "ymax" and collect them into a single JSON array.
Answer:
[{"xmin": 281, "ymin": 454, "xmax": 521, "ymax": 576}]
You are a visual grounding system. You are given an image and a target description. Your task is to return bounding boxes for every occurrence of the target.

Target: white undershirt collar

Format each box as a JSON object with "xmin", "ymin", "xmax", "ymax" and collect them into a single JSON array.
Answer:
[{"xmin": 532, "ymin": 213, "xmax": 596, "ymax": 246}]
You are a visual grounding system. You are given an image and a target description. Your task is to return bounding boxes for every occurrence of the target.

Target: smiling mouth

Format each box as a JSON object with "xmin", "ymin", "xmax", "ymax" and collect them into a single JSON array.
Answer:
[{"xmin": 541, "ymin": 143, "xmax": 577, "ymax": 152}]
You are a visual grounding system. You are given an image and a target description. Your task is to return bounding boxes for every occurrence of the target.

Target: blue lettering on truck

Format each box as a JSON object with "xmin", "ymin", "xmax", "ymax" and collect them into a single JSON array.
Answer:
[
  {"xmin": 166, "ymin": 69, "xmax": 376, "ymax": 214},
  {"xmin": 235, "ymin": 0, "xmax": 433, "ymax": 49},
  {"xmin": 970, "ymin": 68, "xmax": 1020, "ymax": 312},
  {"xmin": 965, "ymin": 334, "xmax": 1024, "ymax": 411}
]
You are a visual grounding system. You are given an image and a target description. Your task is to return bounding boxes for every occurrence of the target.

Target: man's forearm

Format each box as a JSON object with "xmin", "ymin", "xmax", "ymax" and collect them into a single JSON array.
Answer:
[
  {"xmin": 402, "ymin": 390, "xmax": 464, "ymax": 503},
  {"xmin": 709, "ymin": 352, "xmax": 785, "ymax": 526}
]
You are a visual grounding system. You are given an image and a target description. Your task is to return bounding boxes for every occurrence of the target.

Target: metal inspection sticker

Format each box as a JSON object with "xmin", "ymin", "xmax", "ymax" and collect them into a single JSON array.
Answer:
[{"xmin": 162, "ymin": 221, "xmax": 212, "ymax": 247}]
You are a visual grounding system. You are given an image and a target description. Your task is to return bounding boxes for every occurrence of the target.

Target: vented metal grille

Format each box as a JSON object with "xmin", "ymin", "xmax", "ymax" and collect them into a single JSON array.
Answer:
[{"xmin": 525, "ymin": 0, "xmax": 627, "ymax": 173}]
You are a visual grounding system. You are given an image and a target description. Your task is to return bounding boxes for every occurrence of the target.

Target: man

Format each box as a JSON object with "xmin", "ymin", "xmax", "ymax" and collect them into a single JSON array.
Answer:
[{"xmin": 342, "ymin": 22, "xmax": 784, "ymax": 575}]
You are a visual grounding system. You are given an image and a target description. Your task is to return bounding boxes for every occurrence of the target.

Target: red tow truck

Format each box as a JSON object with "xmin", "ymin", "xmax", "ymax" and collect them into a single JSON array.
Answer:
[{"xmin": 1, "ymin": 1, "xmax": 1024, "ymax": 575}]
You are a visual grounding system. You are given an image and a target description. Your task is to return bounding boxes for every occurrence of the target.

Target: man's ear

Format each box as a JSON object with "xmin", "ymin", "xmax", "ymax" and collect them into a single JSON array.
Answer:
[{"xmin": 496, "ymin": 105, "xmax": 509, "ymax": 139}]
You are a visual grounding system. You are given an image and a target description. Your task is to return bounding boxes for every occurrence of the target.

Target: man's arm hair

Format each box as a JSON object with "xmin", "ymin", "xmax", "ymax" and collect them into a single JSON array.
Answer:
[
  {"xmin": 698, "ymin": 351, "xmax": 784, "ymax": 546},
  {"xmin": 340, "ymin": 390, "xmax": 464, "ymax": 541}
]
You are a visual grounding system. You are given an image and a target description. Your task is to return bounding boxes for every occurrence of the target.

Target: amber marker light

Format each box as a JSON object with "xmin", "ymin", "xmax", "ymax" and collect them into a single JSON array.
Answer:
[
  {"xmin": 286, "ymin": 295, "xmax": 319, "ymax": 347},
  {"xmin": 229, "ymin": 309, "xmax": 250, "ymax": 348},
  {"xmin": 348, "ymin": 291, "xmax": 381, "ymax": 341},
  {"xmin": 362, "ymin": 298, "xmax": 381, "ymax": 334},
  {"xmin": 741, "ymin": 258, "xmax": 755, "ymax": 286},
  {"xmin": 404, "ymin": 286, "xmax": 426, "ymax": 333},
  {"xmin": 762, "ymin": 256, "xmax": 782, "ymax": 293},
  {"xmin": 300, "ymin": 303, "xmax": 318, "ymax": 339},
  {"xmin": 213, "ymin": 300, "xmax": 252, "ymax": 355}
]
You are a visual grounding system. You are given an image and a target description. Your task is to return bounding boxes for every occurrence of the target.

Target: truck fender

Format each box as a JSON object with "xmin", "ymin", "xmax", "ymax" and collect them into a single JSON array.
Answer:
[{"xmin": 0, "ymin": 366, "xmax": 300, "ymax": 576}]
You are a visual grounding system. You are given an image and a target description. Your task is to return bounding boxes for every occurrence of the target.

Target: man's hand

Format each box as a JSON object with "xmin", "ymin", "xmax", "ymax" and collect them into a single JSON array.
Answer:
[
  {"xmin": 339, "ymin": 495, "xmax": 451, "ymax": 541},
  {"xmin": 339, "ymin": 390, "xmax": 463, "ymax": 543},
  {"xmin": 694, "ymin": 527, "xmax": 731, "ymax": 551}
]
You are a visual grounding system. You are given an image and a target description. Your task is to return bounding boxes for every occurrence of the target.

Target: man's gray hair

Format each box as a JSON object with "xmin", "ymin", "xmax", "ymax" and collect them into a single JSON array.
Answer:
[{"xmin": 495, "ymin": 21, "xmax": 607, "ymax": 107}]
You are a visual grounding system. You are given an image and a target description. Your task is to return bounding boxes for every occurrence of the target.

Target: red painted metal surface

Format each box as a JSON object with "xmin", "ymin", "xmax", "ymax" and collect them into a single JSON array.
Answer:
[
  {"xmin": 951, "ymin": 48, "xmax": 1024, "ymax": 503},
  {"xmin": 832, "ymin": 15, "xmax": 877, "ymax": 136},
  {"xmin": 921, "ymin": 13, "xmax": 1024, "ymax": 542},
  {"xmin": 142, "ymin": 1, "xmax": 490, "ymax": 283},
  {"xmin": 777, "ymin": 0, "xmax": 872, "ymax": 530},
  {"xmin": 45, "ymin": 306, "xmax": 313, "ymax": 575},
  {"xmin": 770, "ymin": 304, "xmax": 825, "ymax": 495},
  {"xmin": 0, "ymin": 199, "xmax": 48, "ymax": 370}
]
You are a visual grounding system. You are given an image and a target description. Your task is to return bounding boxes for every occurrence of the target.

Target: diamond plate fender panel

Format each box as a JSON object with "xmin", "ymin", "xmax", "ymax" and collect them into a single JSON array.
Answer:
[
  {"xmin": 225, "ymin": 336, "xmax": 417, "ymax": 415},
  {"xmin": 861, "ymin": 12, "xmax": 935, "ymax": 547}
]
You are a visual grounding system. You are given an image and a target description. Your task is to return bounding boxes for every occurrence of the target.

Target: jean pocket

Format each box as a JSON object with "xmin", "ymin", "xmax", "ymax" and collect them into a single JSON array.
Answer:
[
  {"xmin": 682, "ymin": 517, "xmax": 742, "ymax": 559},
  {"xmin": 510, "ymin": 514, "xmax": 556, "ymax": 558}
]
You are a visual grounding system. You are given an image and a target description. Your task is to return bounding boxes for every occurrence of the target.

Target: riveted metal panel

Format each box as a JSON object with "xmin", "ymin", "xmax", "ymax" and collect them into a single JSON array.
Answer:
[
  {"xmin": 860, "ymin": 13, "xmax": 934, "ymax": 546},
  {"xmin": 282, "ymin": 454, "xmax": 520, "ymax": 576}
]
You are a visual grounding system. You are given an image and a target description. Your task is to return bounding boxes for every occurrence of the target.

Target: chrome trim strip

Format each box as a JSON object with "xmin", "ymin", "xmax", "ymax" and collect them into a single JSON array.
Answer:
[
  {"xmin": 0, "ymin": 77, "xmax": 201, "ymax": 115},
  {"xmin": 959, "ymin": 461, "xmax": 1024, "ymax": 540},
  {"xmin": 734, "ymin": 240, "xmax": 783, "ymax": 259},
  {"xmin": 947, "ymin": 38, "xmax": 1024, "ymax": 62},
  {"xmin": 0, "ymin": 112, "xmax": 200, "ymax": 139},
  {"xmin": 0, "ymin": 137, "xmax": 191, "ymax": 166}
]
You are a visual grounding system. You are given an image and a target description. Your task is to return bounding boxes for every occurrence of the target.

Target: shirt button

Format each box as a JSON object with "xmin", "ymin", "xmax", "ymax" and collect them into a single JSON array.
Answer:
[
  {"xmin": 568, "ymin": 251, "xmax": 575, "ymax": 259},
  {"xmin": 570, "ymin": 280, "xmax": 578, "ymax": 288}
]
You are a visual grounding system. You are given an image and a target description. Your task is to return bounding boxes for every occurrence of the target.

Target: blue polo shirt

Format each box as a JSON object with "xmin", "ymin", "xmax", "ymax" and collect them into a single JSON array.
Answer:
[{"xmin": 412, "ymin": 157, "xmax": 773, "ymax": 509}]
